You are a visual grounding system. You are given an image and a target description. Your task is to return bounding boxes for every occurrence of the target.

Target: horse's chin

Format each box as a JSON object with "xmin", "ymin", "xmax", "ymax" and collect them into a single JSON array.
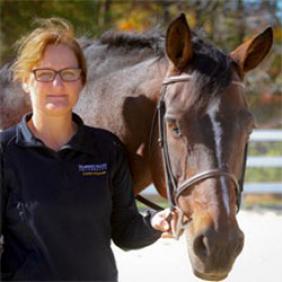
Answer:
[
  {"xmin": 188, "ymin": 247, "xmax": 235, "ymax": 281},
  {"xmin": 193, "ymin": 270, "xmax": 228, "ymax": 281},
  {"xmin": 187, "ymin": 249, "xmax": 233, "ymax": 281}
]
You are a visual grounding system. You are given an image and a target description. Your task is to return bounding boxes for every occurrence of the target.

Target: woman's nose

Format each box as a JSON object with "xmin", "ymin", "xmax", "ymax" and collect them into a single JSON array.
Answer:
[{"xmin": 52, "ymin": 73, "xmax": 64, "ymax": 87}]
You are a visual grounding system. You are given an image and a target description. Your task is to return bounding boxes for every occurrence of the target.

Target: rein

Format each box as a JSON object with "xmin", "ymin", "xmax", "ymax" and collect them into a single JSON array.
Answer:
[{"xmin": 136, "ymin": 74, "xmax": 248, "ymax": 238}]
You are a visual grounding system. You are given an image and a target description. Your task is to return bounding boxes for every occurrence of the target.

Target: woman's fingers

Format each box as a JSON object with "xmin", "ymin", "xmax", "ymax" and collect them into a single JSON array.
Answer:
[
  {"xmin": 161, "ymin": 231, "xmax": 175, "ymax": 239},
  {"xmin": 151, "ymin": 208, "xmax": 171, "ymax": 231},
  {"xmin": 151, "ymin": 208, "xmax": 184, "ymax": 239}
]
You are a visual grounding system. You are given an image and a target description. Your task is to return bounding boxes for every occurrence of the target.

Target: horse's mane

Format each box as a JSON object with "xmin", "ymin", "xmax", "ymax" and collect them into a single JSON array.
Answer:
[
  {"xmin": 87, "ymin": 28, "xmax": 232, "ymax": 107},
  {"xmin": 98, "ymin": 28, "xmax": 165, "ymax": 58}
]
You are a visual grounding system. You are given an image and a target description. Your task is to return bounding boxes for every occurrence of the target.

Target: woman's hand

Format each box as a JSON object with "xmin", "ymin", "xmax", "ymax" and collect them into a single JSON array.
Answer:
[{"xmin": 151, "ymin": 208, "xmax": 178, "ymax": 238}]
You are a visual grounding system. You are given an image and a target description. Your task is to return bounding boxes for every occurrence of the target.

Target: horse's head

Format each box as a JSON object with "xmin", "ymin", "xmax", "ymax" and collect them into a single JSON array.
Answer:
[{"xmin": 155, "ymin": 14, "xmax": 273, "ymax": 281}]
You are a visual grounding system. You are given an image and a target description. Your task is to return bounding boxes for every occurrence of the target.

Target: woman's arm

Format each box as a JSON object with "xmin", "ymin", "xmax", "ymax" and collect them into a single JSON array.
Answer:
[{"xmin": 110, "ymin": 143, "xmax": 162, "ymax": 250}]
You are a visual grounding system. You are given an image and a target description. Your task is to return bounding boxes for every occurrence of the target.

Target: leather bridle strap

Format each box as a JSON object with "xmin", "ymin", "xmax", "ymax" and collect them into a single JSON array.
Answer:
[
  {"xmin": 158, "ymin": 74, "xmax": 194, "ymax": 209},
  {"xmin": 135, "ymin": 194, "xmax": 164, "ymax": 211},
  {"xmin": 158, "ymin": 96, "xmax": 177, "ymax": 208},
  {"xmin": 175, "ymin": 169, "xmax": 241, "ymax": 210},
  {"xmin": 163, "ymin": 74, "xmax": 194, "ymax": 85}
]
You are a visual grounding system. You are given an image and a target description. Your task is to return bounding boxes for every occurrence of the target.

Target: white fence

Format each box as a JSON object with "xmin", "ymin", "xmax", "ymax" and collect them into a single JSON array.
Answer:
[
  {"xmin": 143, "ymin": 130, "xmax": 282, "ymax": 195},
  {"xmin": 245, "ymin": 129, "xmax": 282, "ymax": 193}
]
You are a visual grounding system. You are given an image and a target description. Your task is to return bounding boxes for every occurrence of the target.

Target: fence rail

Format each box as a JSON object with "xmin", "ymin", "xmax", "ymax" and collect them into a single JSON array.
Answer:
[
  {"xmin": 249, "ymin": 129, "xmax": 282, "ymax": 142},
  {"xmin": 245, "ymin": 129, "xmax": 282, "ymax": 193}
]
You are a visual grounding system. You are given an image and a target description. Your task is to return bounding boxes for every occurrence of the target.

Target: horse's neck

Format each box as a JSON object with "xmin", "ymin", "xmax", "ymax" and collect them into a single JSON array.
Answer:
[
  {"xmin": 119, "ymin": 58, "xmax": 168, "ymax": 191},
  {"xmin": 79, "ymin": 57, "xmax": 167, "ymax": 144},
  {"xmin": 119, "ymin": 58, "xmax": 167, "ymax": 148}
]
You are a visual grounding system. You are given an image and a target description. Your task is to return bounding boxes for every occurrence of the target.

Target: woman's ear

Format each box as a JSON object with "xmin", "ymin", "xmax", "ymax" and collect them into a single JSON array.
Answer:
[
  {"xmin": 22, "ymin": 82, "xmax": 30, "ymax": 93},
  {"xmin": 22, "ymin": 75, "xmax": 32, "ymax": 93}
]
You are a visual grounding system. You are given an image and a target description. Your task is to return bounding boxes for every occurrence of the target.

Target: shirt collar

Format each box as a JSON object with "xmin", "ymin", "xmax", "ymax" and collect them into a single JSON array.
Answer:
[
  {"xmin": 16, "ymin": 112, "xmax": 96, "ymax": 155},
  {"xmin": 17, "ymin": 112, "xmax": 43, "ymax": 146}
]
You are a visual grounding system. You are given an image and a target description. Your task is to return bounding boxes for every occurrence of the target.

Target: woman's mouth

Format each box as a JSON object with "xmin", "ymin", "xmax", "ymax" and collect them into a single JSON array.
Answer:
[{"xmin": 47, "ymin": 94, "xmax": 67, "ymax": 98}]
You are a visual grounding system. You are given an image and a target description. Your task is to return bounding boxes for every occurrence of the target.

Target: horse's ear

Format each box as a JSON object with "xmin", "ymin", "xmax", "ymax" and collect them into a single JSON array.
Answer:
[
  {"xmin": 230, "ymin": 27, "xmax": 273, "ymax": 76},
  {"xmin": 166, "ymin": 13, "xmax": 193, "ymax": 71}
]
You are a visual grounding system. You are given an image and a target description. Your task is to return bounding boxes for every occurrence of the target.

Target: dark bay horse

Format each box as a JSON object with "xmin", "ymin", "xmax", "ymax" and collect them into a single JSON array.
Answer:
[{"xmin": 0, "ymin": 14, "xmax": 273, "ymax": 281}]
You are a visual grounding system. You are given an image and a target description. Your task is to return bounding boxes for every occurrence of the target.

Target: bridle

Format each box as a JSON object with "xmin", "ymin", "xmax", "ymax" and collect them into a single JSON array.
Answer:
[{"xmin": 136, "ymin": 73, "xmax": 248, "ymax": 239}]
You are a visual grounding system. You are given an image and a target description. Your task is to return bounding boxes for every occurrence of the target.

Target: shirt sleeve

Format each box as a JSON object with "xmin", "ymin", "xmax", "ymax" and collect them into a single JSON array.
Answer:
[{"xmin": 110, "ymin": 141, "xmax": 161, "ymax": 250}]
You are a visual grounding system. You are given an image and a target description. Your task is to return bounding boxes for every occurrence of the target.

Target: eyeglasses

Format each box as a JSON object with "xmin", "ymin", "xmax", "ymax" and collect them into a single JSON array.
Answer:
[{"xmin": 32, "ymin": 68, "xmax": 82, "ymax": 82}]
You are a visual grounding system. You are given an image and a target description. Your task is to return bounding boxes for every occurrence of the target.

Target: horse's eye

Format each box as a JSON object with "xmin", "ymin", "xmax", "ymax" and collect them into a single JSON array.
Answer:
[
  {"xmin": 173, "ymin": 126, "xmax": 182, "ymax": 137},
  {"xmin": 166, "ymin": 118, "xmax": 182, "ymax": 137}
]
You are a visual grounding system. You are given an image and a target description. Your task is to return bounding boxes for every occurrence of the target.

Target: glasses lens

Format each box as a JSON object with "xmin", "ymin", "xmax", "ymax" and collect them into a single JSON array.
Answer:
[
  {"xmin": 61, "ymin": 69, "xmax": 81, "ymax": 81},
  {"xmin": 34, "ymin": 69, "xmax": 55, "ymax": 81}
]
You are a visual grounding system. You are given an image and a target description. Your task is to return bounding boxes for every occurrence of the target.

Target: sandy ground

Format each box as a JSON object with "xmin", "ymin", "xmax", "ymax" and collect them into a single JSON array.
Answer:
[{"xmin": 113, "ymin": 210, "xmax": 282, "ymax": 282}]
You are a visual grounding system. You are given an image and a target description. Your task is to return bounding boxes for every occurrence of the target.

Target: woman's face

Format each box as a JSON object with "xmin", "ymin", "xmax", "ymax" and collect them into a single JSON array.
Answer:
[{"xmin": 23, "ymin": 43, "xmax": 83, "ymax": 117}]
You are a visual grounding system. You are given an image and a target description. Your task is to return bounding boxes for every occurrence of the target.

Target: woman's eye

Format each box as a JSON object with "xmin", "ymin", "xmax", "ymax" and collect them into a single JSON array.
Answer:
[
  {"xmin": 38, "ymin": 71, "xmax": 53, "ymax": 80},
  {"xmin": 62, "ymin": 70, "xmax": 75, "ymax": 80}
]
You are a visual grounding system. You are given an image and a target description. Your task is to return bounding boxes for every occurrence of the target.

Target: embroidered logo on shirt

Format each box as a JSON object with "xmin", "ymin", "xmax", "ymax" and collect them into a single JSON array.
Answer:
[{"xmin": 78, "ymin": 163, "xmax": 108, "ymax": 176}]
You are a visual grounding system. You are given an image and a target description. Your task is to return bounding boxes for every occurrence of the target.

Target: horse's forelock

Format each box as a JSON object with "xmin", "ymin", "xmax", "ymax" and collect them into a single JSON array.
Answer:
[
  {"xmin": 191, "ymin": 35, "xmax": 232, "ymax": 89},
  {"xmin": 187, "ymin": 35, "xmax": 233, "ymax": 113}
]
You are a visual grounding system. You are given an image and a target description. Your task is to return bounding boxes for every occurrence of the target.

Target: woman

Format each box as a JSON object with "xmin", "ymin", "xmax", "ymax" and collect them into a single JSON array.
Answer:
[{"xmin": 0, "ymin": 18, "xmax": 174, "ymax": 281}]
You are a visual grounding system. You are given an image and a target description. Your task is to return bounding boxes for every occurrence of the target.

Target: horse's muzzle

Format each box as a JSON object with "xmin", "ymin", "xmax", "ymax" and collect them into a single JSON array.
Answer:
[{"xmin": 186, "ymin": 225, "xmax": 244, "ymax": 281}]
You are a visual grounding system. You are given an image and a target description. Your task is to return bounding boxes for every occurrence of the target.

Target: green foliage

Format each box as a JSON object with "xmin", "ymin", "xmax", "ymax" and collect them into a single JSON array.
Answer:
[
  {"xmin": 249, "ymin": 142, "xmax": 282, "ymax": 156},
  {"xmin": 0, "ymin": 0, "xmax": 102, "ymax": 63},
  {"xmin": 246, "ymin": 167, "xmax": 282, "ymax": 182}
]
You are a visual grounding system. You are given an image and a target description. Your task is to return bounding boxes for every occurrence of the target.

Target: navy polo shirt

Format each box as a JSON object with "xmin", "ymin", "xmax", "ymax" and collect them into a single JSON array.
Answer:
[{"xmin": 0, "ymin": 113, "xmax": 161, "ymax": 281}]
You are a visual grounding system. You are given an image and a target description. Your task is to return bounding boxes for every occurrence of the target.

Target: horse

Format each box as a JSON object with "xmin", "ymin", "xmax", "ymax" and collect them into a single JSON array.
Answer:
[{"xmin": 0, "ymin": 14, "xmax": 273, "ymax": 281}]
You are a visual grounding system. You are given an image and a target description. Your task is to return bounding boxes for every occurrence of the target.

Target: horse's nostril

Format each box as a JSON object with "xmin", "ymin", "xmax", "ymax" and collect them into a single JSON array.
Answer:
[{"xmin": 193, "ymin": 235, "xmax": 209, "ymax": 259}]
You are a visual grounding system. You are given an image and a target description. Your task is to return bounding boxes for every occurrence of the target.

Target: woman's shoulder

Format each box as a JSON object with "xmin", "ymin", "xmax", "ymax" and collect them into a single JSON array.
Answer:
[{"xmin": 0, "ymin": 125, "xmax": 18, "ymax": 150}]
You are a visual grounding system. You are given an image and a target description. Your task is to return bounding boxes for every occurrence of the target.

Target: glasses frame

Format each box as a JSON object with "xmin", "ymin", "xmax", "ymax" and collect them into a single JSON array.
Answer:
[{"xmin": 32, "ymin": 67, "xmax": 82, "ymax": 82}]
